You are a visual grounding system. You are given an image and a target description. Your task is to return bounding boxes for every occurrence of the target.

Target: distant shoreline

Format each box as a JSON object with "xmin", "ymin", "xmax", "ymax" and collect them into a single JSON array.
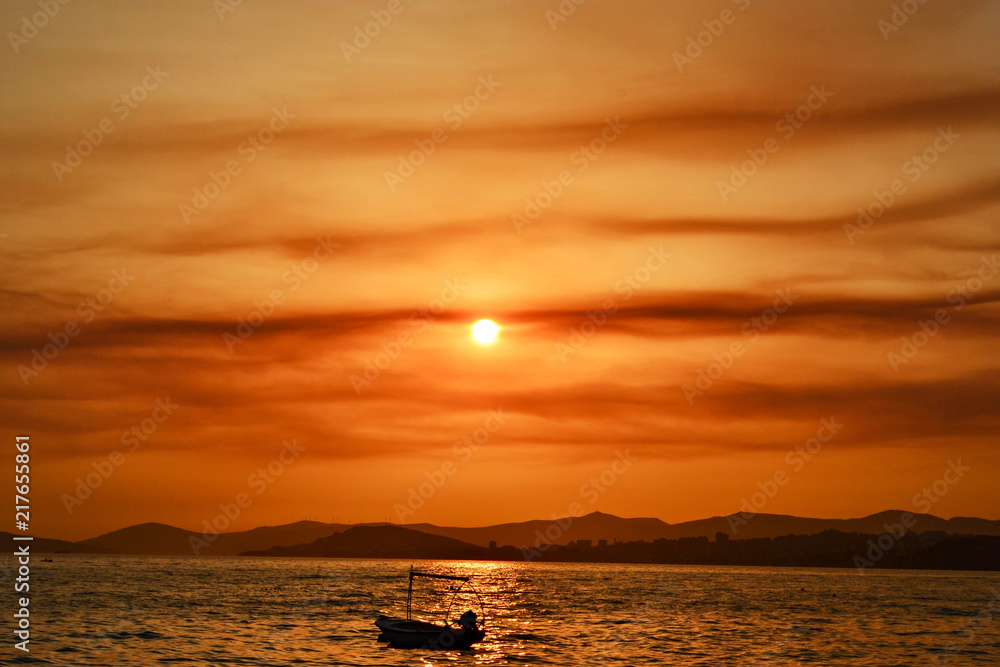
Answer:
[
  {"xmin": 29, "ymin": 550, "xmax": 1000, "ymax": 575},
  {"xmin": 24, "ymin": 524, "xmax": 1000, "ymax": 573}
]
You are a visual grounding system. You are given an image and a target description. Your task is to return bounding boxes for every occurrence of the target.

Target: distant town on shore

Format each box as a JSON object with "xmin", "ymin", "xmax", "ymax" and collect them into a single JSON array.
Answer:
[{"xmin": 12, "ymin": 510, "xmax": 1000, "ymax": 572}]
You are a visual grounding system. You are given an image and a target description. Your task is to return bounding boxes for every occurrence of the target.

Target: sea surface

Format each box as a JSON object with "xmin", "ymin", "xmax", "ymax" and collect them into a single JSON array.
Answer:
[{"xmin": 3, "ymin": 556, "xmax": 999, "ymax": 665}]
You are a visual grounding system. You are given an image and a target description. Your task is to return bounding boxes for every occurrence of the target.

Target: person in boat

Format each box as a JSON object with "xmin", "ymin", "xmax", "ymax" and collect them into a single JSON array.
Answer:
[{"xmin": 457, "ymin": 611, "xmax": 478, "ymax": 631}]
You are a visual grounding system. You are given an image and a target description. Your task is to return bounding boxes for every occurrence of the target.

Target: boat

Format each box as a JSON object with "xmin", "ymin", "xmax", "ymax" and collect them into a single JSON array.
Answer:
[{"xmin": 375, "ymin": 566, "xmax": 487, "ymax": 649}]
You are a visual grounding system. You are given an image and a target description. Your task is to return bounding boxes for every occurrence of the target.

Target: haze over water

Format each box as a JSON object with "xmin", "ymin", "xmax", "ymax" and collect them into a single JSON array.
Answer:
[{"xmin": 8, "ymin": 556, "xmax": 999, "ymax": 666}]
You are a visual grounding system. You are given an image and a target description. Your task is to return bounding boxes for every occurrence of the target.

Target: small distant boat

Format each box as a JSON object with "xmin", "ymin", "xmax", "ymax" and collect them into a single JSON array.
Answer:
[{"xmin": 375, "ymin": 566, "xmax": 486, "ymax": 649}]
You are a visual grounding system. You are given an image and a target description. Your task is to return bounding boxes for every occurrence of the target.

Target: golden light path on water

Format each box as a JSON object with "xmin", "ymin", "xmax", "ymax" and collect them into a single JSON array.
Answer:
[{"xmin": 29, "ymin": 555, "xmax": 1000, "ymax": 665}]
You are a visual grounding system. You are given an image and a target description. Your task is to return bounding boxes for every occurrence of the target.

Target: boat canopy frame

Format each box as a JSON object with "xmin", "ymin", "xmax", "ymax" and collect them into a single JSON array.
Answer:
[{"xmin": 404, "ymin": 566, "xmax": 488, "ymax": 628}]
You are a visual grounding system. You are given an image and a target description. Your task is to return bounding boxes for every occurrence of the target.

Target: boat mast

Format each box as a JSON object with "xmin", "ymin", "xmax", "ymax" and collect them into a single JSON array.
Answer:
[
  {"xmin": 405, "ymin": 567, "xmax": 472, "ymax": 622},
  {"xmin": 407, "ymin": 565, "xmax": 414, "ymax": 620}
]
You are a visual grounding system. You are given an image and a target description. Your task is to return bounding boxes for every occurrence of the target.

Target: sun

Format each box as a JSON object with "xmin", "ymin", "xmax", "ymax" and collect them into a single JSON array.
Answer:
[{"xmin": 472, "ymin": 319, "xmax": 498, "ymax": 344}]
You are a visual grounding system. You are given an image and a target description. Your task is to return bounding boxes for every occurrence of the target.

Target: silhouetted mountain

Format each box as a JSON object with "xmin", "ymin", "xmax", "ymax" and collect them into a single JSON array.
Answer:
[
  {"xmin": 238, "ymin": 526, "xmax": 1000, "ymax": 572},
  {"xmin": 35, "ymin": 510, "xmax": 1000, "ymax": 557},
  {"xmin": 405, "ymin": 510, "xmax": 1000, "ymax": 548},
  {"xmin": 662, "ymin": 510, "xmax": 1000, "ymax": 541},
  {"xmin": 209, "ymin": 520, "xmax": 359, "ymax": 555},
  {"xmin": 0, "ymin": 532, "xmax": 94, "ymax": 554},
  {"xmin": 242, "ymin": 525, "xmax": 487, "ymax": 559},
  {"xmin": 406, "ymin": 511, "xmax": 672, "ymax": 547},
  {"xmin": 77, "ymin": 520, "xmax": 363, "ymax": 556},
  {"xmin": 77, "ymin": 522, "xmax": 197, "ymax": 555},
  {"xmin": 529, "ymin": 530, "xmax": 1000, "ymax": 572}
]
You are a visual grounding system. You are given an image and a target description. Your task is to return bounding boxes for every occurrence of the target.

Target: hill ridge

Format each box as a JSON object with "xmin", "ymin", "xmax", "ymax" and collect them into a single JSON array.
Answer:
[{"xmin": 33, "ymin": 510, "xmax": 1000, "ymax": 556}]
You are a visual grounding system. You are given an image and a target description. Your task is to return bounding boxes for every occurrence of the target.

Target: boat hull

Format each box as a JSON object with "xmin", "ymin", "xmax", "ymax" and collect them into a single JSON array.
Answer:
[{"xmin": 375, "ymin": 616, "xmax": 485, "ymax": 649}]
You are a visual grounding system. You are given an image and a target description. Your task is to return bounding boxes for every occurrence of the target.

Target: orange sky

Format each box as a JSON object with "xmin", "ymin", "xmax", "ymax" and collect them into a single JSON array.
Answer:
[{"xmin": 2, "ymin": 1, "xmax": 999, "ymax": 541}]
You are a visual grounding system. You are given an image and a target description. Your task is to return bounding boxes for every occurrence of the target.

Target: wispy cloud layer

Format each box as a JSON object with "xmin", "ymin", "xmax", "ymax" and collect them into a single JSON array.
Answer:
[{"xmin": 2, "ymin": 0, "xmax": 999, "ymax": 539}]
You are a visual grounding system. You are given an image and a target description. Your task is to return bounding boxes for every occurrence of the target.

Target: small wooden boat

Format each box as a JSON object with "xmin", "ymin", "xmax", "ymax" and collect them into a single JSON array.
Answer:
[{"xmin": 375, "ymin": 566, "xmax": 486, "ymax": 649}]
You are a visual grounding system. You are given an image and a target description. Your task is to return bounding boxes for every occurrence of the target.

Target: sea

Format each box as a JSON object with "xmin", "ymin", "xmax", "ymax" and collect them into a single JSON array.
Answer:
[{"xmin": 3, "ymin": 556, "xmax": 999, "ymax": 665}]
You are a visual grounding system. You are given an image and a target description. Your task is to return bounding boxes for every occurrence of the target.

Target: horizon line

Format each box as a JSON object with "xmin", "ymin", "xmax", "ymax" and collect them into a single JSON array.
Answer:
[{"xmin": 33, "ymin": 508, "xmax": 1000, "ymax": 544}]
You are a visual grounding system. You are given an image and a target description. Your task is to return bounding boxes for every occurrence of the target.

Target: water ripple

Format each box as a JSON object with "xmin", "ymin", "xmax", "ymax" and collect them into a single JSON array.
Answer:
[{"xmin": 9, "ymin": 556, "xmax": 999, "ymax": 666}]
